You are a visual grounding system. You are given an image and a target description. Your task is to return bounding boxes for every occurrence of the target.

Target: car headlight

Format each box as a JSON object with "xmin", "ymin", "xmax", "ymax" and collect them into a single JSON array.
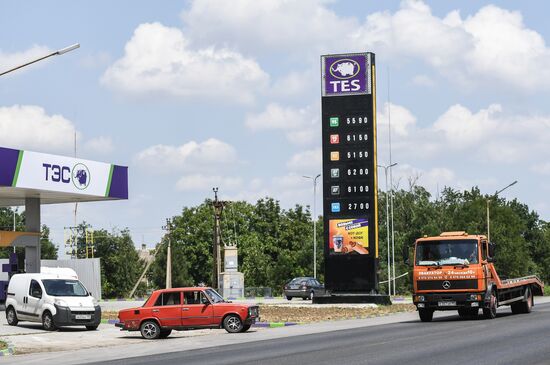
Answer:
[
  {"xmin": 55, "ymin": 299, "xmax": 69, "ymax": 308},
  {"xmin": 92, "ymin": 298, "xmax": 99, "ymax": 306}
]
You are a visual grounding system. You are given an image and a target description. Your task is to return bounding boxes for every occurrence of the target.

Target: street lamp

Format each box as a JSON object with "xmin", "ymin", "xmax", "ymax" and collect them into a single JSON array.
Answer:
[
  {"xmin": 303, "ymin": 174, "xmax": 321, "ymax": 279},
  {"xmin": 0, "ymin": 43, "xmax": 80, "ymax": 77},
  {"xmin": 377, "ymin": 163, "xmax": 397, "ymax": 296},
  {"xmin": 487, "ymin": 180, "xmax": 517, "ymax": 242}
]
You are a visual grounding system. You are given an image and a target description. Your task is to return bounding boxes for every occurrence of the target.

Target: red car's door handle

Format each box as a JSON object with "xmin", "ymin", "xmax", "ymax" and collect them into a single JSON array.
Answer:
[
  {"xmin": 152, "ymin": 309, "xmax": 159, "ymax": 313},
  {"xmin": 182, "ymin": 308, "xmax": 190, "ymax": 311}
]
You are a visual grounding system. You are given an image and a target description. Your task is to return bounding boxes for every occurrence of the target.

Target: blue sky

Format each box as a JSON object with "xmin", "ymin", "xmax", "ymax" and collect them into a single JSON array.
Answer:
[{"xmin": 2, "ymin": 0, "xmax": 550, "ymax": 254}]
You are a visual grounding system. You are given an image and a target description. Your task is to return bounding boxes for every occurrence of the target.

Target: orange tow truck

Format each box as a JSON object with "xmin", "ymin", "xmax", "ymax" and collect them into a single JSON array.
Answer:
[{"xmin": 406, "ymin": 232, "xmax": 544, "ymax": 322}]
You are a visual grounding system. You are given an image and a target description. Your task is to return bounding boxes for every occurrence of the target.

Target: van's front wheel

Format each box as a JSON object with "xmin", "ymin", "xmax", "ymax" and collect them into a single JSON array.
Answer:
[
  {"xmin": 42, "ymin": 311, "xmax": 57, "ymax": 331},
  {"xmin": 6, "ymin": 307, "xmax": 18, "ymax": 326}
]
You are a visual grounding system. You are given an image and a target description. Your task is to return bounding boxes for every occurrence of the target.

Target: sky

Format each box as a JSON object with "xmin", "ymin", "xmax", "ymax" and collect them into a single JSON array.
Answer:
[{"xmin": 1, "ymin": 0, "xmax": 550, "ymax": 255}]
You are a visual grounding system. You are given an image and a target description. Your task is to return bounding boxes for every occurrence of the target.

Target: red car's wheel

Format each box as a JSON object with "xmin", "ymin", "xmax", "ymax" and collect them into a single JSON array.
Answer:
[
  {"xmin": 223, "ymin": 314, "xmax": 243, "ymax": 333},
  {"xmin": 140, "ymin": 320, "xmax": 161, "ymax": 339}
]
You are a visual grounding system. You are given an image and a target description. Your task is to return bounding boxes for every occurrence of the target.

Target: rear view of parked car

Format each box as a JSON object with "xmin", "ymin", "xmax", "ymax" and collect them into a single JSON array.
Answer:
[{"xmin": 283, "ymin": 277, "xmax": 324, "ymax": 300}]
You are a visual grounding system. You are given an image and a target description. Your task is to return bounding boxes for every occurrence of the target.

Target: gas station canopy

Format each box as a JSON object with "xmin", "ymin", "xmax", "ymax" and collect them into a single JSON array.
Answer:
[
  {"xmin": 0, "ymin": 146, "xmax": 128, "ymax": 274},
  {"xmin": 0, "ymin": 146, "xmax": 128, "ymax": 207}
]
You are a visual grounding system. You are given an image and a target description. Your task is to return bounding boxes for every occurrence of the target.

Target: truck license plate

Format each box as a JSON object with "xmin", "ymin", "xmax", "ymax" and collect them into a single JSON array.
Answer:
[
  {"xmin": 438, "ymin": 301, "xmax": 456, "ymax": 307},
  {"xmin": 75, "ymin": 314, "xmax": 91, "ymax": 320}
]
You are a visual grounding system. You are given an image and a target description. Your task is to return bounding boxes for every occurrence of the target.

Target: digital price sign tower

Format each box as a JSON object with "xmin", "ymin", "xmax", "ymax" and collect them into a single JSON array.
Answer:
[{"xmin": 316, "ymin": 52, "xmax": 389, "ymax": 304}]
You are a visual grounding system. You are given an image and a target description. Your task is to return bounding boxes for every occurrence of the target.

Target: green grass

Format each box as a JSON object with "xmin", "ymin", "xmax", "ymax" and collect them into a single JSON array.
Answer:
[{"xmin": 0, "ymin": 340, "xmax": 7, "ymax": 351}]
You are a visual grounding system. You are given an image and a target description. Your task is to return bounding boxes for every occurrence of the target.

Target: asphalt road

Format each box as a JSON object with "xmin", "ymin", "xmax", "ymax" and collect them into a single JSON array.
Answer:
[{"xmin": 92, "ymin": 302, "xmax": 550, "ymax": 365}]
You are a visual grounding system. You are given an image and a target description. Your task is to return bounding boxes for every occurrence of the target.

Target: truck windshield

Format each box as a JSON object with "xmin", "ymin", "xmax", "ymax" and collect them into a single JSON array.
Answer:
[
  {"xmin": 42, "ymin": 279, "xmax": 88, "ymax": 297},
  {"xmin": 415, "ymin": 240, "xmax": 478, "ymax": 266}
]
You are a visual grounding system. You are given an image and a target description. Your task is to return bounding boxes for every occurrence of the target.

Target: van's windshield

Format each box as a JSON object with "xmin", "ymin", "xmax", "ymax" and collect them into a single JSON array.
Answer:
[
  {"xmin": 42, "ymin": 279, "xmax": 88, "ymax": 297},
  {"xmin": 415, "ymin": 239, "xmax": 478, "ymax": 266}
]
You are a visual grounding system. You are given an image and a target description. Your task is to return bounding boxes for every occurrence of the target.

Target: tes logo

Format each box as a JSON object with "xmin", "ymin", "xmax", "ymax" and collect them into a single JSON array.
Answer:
[
  {"xmin": 43, "ymin": 163, "xmax": 91, "ymax": 190},
  {"xmin": 328, "ymin": 58, "xmax": 362, "ymax": 93}
]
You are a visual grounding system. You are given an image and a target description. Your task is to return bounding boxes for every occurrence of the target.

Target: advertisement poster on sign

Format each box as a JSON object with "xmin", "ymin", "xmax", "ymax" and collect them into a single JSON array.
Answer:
[{"xmin": 329, "ymin": 218, "xmax": 369, "ymax": 255}]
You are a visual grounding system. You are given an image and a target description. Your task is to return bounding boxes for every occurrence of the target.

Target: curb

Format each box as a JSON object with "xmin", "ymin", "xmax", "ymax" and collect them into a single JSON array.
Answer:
[
  {"xmin": 252, "ymin": 322, "xmax": 298, "ymax": 328},
  {"xmin": 0, "ymin": 339, "xmax": 15, "ymax": 357}
]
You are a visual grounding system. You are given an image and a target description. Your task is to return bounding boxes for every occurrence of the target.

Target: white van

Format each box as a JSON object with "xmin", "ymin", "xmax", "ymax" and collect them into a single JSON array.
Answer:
[{"xmin": 5, "ymin": 273, "xmax": 101, "ymax": 330}]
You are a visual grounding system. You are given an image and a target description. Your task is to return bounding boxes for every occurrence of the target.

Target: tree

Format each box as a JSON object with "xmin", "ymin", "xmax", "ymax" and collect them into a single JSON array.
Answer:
[
  {"xmin": 147, "ymin": 185, "xmax": 550, "ymax": 296},
  {"xmin": 85, "ymin": 224, "xmax": 144, "ymax": 298},
  {"xmin": 40, "ymin": 225, "xmax": 58, "ymax": 259}
]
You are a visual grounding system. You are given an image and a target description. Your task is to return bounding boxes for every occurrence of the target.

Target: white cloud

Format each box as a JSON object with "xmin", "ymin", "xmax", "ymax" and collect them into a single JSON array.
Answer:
[
  {"xmin": 412, "ymin": 74, "xmax": 435, "ymax": 87},
  {"xmin": 270, "ymin": 69, "xmax": 317, "ymax": 99},
  {"xmin": 0, "ymin": 105, "xmax": 77, "ymax": 153},
  {"xmin": 391, "ymin": 164, "xmax": 456, "ymax": 193},
  {"xmin": 531, "ymin": 163, "xmax": 550, "ymax": 176},
  {"xmin": 245, "ymin": 103, "xmax": 319, "ymax": 145},
  {"xmin": 180, "ymin": 0, "xmax": 550, "ymax": 90},
  {"xmin": 462, "ymin": 5, "xmax": 550, "ymax": 89},
  {"xmin": 433, "ymin": 103, "xmax": 501, "ymax": 147},
  {"xmin": 134, "ymin": 138, "xmax": 238, "ymax": 173},
  {"xmin": 181, "ymin": 0, "xmax": 356, "ymax": 56},
  {"xmin": 79, "ymin": 51, "xmax": 111, "ymax": 69},
  {"xmin": 379, "ymin": 102, "xmax": 550, "ymax": 169},
  {"xmin": 102, "ymin": 22, "xmax": 269, "ymax": 104},
  {"xmin": 0, "ymin": 105, "xmax": 117, "ymax": 158},
  {"xmin": 377, "ymin": 102, "xmax": 417, "ymax": 136},
  {"xmin": 176, "ymin": 174, "xmax": 243, "ymax": 191},
  {"xmin": 286, "ymin": 148, "xmax": 321, "ymax": 172},
  {"xmin": 84, "ymin": 136, "xmax": 114, "ymax": 154},
  {"xmin": 0, "ymin": 45, "xmax": 52, "ymax": 75}
]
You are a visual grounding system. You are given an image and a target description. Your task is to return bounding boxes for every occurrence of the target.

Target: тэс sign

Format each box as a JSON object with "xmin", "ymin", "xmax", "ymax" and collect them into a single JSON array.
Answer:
[{"xmin": 321, "ymin": 52, "xmax": 379, "ymax": 293}]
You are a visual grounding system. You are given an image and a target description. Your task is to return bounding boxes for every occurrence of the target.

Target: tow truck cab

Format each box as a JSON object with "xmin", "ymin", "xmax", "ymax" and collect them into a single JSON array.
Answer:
[{"xmin": 407, "ymin": 232, "xmax": 544, "ymax": 322}]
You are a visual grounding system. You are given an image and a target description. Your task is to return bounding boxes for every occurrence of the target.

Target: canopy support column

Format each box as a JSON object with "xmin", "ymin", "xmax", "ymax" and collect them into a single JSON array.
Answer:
[{"xmin": 25, "ymin": 197, "xmax": 41, "ymax": 273}]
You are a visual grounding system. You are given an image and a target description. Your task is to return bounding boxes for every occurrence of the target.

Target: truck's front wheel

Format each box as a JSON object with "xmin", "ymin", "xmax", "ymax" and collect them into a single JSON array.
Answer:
[
  {"xmin": 418, "ymin": 309, "xmax": 434, "ymax": 322},
  {"xmin": 483, "ymin": 290, "xmax": 498, "ymax": 320}
]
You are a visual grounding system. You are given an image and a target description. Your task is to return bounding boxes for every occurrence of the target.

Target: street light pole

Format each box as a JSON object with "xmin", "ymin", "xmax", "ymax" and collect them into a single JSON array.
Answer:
[
  {"xmin": 487, "ymin": 180, "xmax": 517, "ymax": 242},
  {"xmin": 0, "ymin": 43, "xmax": 80, "ymax": 77},
  {"xmin": 303, "ymin": 174, "xmax": 321, "ymax": 279},
  {"xmin": 377, "ymin": 163, "xmax": 397, "ymax": 296}
]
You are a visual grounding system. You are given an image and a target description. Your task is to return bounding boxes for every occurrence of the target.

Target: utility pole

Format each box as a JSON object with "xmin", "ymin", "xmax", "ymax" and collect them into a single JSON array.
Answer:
[
  {"xmin": 163, "ymin": 218, "xmax": 172, "ymax": 289},
  {"xmin": 487, "ymin": 180, "xmax": 517, "ymax": 242},
  {"xmin": 212, "ymin": 188, "xmax": 226, "ymax": 290}
]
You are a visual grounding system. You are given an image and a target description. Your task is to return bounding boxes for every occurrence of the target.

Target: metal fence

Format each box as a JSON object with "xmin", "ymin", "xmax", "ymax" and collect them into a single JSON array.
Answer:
[
  {"xmin": 244, "ymin": 287, "xmax": 272, "ymax": 298},
  {"xmin": 41, "ymin": 258, "xmax": 102, "ymax": 300}
]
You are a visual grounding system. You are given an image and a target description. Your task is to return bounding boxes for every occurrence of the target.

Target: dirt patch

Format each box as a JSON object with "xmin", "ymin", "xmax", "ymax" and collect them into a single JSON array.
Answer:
[
  {"xmin": 0, "ymin": 340, "xmax": 7, "ymax": 351},
  {"xmin": 102, "ymin": 304, "xmax": 415, "ymax": 323},
  {"xmin": 259, "ymin": 304, "xmax": 415, "ymax": 323}
]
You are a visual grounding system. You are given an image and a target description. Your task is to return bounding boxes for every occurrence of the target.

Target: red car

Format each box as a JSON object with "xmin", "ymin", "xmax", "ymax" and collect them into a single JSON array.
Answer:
[{"xmin": 116, "ymin": 287, "xmax": 259, "ymax": 339}]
